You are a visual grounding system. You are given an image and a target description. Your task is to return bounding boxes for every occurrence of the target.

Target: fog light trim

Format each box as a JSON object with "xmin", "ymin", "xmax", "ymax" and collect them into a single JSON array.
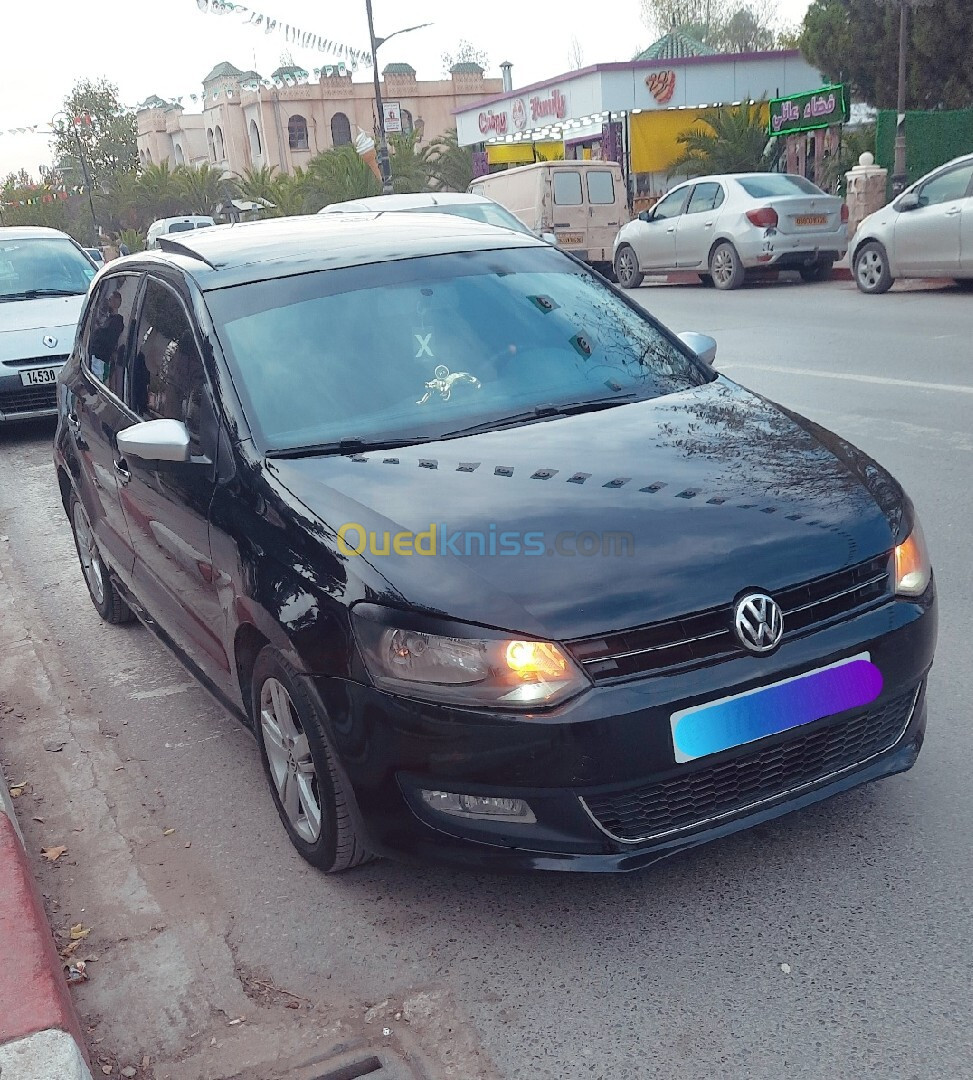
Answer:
[{"xmin": 420, "ymin": 789, "xmax": 537, "ymax": 824}]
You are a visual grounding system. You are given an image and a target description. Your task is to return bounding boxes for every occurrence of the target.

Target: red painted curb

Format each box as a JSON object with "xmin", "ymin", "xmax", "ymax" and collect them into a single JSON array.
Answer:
[{"xmin": 0, "ymin": 809, "xmax": 89, "ymax": 1059}]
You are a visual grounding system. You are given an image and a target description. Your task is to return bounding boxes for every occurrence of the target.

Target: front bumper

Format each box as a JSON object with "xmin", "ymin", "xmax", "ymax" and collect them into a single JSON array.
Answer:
[
  {"xmin": 736, "ymin": 227, "xmax": 848, "ymax": 269},
  {"xmin": 311, "ymin": 591, "xmax": 935, "ymax": 873},
  {"xmin": 0, "ymin": 363, "xmax": 64, "ymax": 422}
]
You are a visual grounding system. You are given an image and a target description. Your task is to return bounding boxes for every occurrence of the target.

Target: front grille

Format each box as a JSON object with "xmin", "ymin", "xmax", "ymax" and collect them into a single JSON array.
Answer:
[
  {"xmin": 567, "ymin": 553, "xmax": 892, "ymax": 682},
  {"xmin": 582, "ymin": 687, "xmax": 918, "ymax": 843},
  {"xmin": 0, "ymin": 383, "xmax": 58, "ymax": 415}
]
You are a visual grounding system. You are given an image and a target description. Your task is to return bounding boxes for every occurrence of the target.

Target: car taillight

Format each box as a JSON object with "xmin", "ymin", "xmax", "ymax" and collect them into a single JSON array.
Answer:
[
  {"xmin": 746, "ymin": 207, "xmax": 778, "ymax": 228},
  {"xmin": 841, "ymin": 203, "xmax": 850, "ymax": 223}
]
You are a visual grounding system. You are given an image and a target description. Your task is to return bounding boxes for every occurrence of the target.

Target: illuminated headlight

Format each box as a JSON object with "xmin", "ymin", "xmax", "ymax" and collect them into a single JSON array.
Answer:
[
  {"xmin": 352, "ymin": 604, "xmax": 588, "ymax": 709},
  {"xmin": 420, "ymin": 790, "xmax": 536, "ymax": 823},
  {"xmin": 894, "ymin": 519, "xmax": 932, "ymax": 596}
]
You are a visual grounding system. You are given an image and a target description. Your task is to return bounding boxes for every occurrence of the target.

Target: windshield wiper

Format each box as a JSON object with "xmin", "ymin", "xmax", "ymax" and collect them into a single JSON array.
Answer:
[
  {"xmin": 266, "ymin": 435, "xmax": 432, "ymax": 460},
  {"xmin": 438, "ymin": 394, "xmax": 638, "ymax": 440},
  {"xmin": 0, "ymin": 288, "xmax": 86, "ymax": 301}
]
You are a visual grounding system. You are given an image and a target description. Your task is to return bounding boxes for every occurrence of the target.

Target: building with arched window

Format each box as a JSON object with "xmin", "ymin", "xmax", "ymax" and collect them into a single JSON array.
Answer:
[{"xmin": 138, "ymin": 59, "xmax": 502, "ymax": 178}]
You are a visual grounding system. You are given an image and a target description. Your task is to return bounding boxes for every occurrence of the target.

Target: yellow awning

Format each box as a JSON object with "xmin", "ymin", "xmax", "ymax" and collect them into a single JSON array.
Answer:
[{"xmin": 487, "ymin": 142, "xmax": 564, "ymax": 165}]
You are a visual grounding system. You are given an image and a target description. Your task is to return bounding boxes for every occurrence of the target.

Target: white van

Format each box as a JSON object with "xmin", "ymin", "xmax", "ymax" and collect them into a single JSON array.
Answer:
[
  {"xmin": 469, "ymin": 161, "xmax": 627, "ymax": 274},
  {"xmin": 146, "ymin": 216, "xmax": 215, "ymax": 249}
]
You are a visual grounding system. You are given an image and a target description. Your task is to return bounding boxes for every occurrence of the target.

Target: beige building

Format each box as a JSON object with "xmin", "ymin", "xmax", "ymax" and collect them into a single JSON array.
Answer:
[{"xmin": 137, "ymin": 60, "xmax": 502, "ymax": 176}]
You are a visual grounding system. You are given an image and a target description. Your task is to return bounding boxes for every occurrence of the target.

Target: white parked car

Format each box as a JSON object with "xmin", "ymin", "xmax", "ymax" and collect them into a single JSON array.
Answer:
[
  {"xmin": 0, "ymin": 226, "xmax": 96, "ymax": 422},
  {"xmin": 613, "ymin": 173, "xmax": 848, "ymax": 291},
  {"xmin": 317, "ymin": 192, "xmax": 551, "ymax": 240},
  {"xmin": 146, "ymin": 215, "xmax": 215, "ymax": 249},
  {"xmin": 852, "ymin": 153, "xmax": 973, "ymax": 294}
]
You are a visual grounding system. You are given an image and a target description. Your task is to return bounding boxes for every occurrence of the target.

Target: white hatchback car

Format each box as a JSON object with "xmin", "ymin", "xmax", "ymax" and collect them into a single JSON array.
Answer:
[
  {"xmin": 0, "ymin": 226, "xmax": 96, "ymax": 422},
  {"xmin": 851, "ymin": 153, "xmax": 973, "ymax": 294},
  {"xmin": 613, "ymin": 173, "xmax": 848, "ymax": 290}
]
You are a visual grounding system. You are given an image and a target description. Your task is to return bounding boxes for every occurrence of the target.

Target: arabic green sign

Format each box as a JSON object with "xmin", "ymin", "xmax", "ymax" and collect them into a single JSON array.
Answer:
[{"xmin": 769, "ymin": 85, "xmax": 849, "ymax": 137}]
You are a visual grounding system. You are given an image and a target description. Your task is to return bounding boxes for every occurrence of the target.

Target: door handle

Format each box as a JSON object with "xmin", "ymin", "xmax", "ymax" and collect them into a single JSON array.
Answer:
[
  {"xmin": 667, "ymin": 227, "xmax": 676, "ymax": 233},
  {"xmin": 113, "ymin": 458, "xmax": 132, "ymax": 484},
  {"xmin": 67, "ymin": 412, "xmax": 81, "ymax": 431},
  {"xmin": 945, "ymin": 207, "xmax": 962, "ymax": 216}
]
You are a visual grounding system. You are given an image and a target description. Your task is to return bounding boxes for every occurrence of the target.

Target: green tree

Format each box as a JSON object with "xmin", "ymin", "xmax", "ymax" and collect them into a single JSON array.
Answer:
[
  {"xmin": 233, "ymin": 164, "xmax": 282, "ymax": 207},
  {"xmin": 669, "ymin": 103, "xmax": 778, "ymax": 175},
  {"xmin": 54, "ymin": 79, "xmax": 138, "ymax": 192},
  {"xmin": 305, "ymin": 144, "xmax": 381, "ymax": 206},
  {"xmin": 176, "ymin": 163, "xmax": 231, "ymax": 216},
  {"xmin": 640, "ymin": 0, "xmax": 792, "ymax": 50},
  {"xmin": 133, "ymin": 162, "xmax": 184, "ymax": 222},
  {"xmin": 441, "ymin": 39, "xmax": 489, "ymax": 75},
  {"xmin": 389, "ymin": 131, "xmax": 432, "ymax": 194},
  {"xmin": 421, "ymin": 130, "xmax": 474, "ymax": 193},
  {"xmin": 799, "ymin": 0, "xmax": 972, "ymax": 109}
]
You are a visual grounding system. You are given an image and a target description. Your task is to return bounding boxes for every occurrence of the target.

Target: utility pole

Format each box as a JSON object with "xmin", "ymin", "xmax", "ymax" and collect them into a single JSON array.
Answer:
[{"xmin": 892, "ymin": 0, "xmax": 908, "ymax": 196}]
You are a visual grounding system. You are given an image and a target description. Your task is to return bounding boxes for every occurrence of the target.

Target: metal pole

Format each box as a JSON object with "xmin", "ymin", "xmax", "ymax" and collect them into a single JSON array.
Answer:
[
  {"xmin": 64, "ymin": 117, "xmax": 99, "ymax": 238},
  {"xmin": 364, "ymin": 0, "xmax": 393, "ymax": 194},
  {"xmin": 892, "ymin": 0, "xmax": 908, "ymax": 196}
]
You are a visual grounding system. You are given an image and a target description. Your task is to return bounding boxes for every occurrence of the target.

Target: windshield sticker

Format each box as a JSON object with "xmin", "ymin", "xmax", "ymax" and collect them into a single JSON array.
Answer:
[{"xmin": 416, "ymin": 365, "xmax": 481, "ymax": 405}]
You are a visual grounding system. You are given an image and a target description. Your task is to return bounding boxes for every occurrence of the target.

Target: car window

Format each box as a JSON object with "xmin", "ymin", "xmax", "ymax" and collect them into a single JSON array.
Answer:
[
  {"xmin": 553, "ymin": 171, "xmax": 583, "ymax": 206},
  {"xmin": 586, "ymin": 170, "xmax": 616, "ymax": 205},
  {"xmin": 917, "ymin": 164, "xmax": 973, "ymax": 207},
  {"xmin": 686, "ymin": 183, "xmax": 725, "ymax": 214},
  {"xmin": 166, "ymin": 222, "xmax": 196, "ymax": 234},
  {"xmin": 206, "ymin": 247, "xmax": 712, "ymax": 453},
  {"xmin": 0, "ymin": 237, "xmax": 95, "ymax": 300},
  {"xmin": 652, "ymin": 189, "xmax": 689, "ymax": 221},
  {"xmin": 411, "ymin": 203, "xmax": 533, "ymax": 235},
  {"xmin": 82, "ymin": 274, "xmax": 142, "ymax": 400},
  {"xmin": 130, "ymin": 279, "xmax": 209, "ymax": 453},
  {"xmin": 736, "ymin": 175, "xmax": 825, "ymax": 198}
]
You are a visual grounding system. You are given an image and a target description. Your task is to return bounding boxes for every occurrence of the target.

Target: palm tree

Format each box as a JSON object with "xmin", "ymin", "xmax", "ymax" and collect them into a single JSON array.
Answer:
[
  {"xmin": 133, "ymin": 162, "xmax": 183, "ymax": 223},
  {"xmin": 305, "ymin": 145, "xmax": 381, "ymax": 207},
  {"xmin": 233, "ymin": 164, "xmax": 281, "ymax": 208},
  {"xmin": 421, "ymin": 130, "xmax": 474, "ymax": 193},
  {"xmin": 176, "ymin": 163, "xmax": 230, "ymax": 217},
  {"xmin": 669, "ymin": 103, "xmax": 780, "ymax": 178},
  {"xmin": 388, "ymin": 131, "xmax": 432, "ymax": 194}
]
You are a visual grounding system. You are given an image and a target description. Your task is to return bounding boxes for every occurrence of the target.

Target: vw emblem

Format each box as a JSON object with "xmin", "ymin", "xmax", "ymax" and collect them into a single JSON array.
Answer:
[
  {"xmin": 43, "ymin": 335, "xmax": 58, "ymax": 349},
  {"xmin": 733, "ymin": 592, "xmax": 784, "ymax": 653}
]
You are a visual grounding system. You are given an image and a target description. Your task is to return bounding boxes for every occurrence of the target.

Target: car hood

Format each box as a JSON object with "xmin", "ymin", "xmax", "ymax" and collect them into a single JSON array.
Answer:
[
  {"xmin": 267, "ymin": 377, "xmax": 904, "ymax": 641},
  {"xmin": 0, "ymin": 294, "xmax": 85, "ymax": 362}
]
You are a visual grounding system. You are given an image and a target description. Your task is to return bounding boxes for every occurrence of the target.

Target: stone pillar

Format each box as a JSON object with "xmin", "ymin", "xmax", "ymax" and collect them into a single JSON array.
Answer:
[{"xmin": 845, "ymin": 152, "xmax": 889, "ymax": 237}]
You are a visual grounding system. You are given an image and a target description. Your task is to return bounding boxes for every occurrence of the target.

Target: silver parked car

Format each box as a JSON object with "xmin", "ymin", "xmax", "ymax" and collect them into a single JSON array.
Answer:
[
  {"xmin": 613, "ymin": 173, "xmax": 848, "ymax": 291},
  {"xmin": 852, "ymin": 154, "xmax": 973, "ymax": 294}
]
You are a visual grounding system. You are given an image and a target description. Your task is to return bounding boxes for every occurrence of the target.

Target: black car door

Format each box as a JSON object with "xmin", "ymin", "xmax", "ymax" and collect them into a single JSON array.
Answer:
[
  {"xmin": 117, "ymin": 275, "xmax": 232, "ymax": 694},
  {"xmin": 65, "ymin": 272, "xmax": 143, "ymax": 585}
]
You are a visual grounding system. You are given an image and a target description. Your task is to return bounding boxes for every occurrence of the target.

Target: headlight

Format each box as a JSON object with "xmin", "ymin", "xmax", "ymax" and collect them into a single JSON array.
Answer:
[
  {"xmin": 894, "ymin": 519, "xmax": 931, "ymax": 596},
  {"xmin": 352, "ymin": 604, "xmax": 588, "ymax": 709}
]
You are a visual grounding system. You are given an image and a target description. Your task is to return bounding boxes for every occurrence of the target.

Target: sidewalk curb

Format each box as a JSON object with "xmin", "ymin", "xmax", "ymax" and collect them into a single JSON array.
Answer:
[{"xmin": 0, "ymin": 759, "xmax": 93, "ymax": 1078}]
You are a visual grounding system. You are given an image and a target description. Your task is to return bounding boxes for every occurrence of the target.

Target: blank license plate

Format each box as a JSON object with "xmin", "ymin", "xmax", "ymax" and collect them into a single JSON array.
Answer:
[
  {"xmin": 557, "ymin": 233, "xmax": 585, "ymax": 246},
  {"xmin": 20, "ymin": 366, "xmax": 60, "ymax": 386},
  {"xmin": 669, "ymin": 653, "xmax": 883, "ymax": 763},
  {"xmin": 794, "ymin": 214, "xmax": 828, "ymax": 226}
]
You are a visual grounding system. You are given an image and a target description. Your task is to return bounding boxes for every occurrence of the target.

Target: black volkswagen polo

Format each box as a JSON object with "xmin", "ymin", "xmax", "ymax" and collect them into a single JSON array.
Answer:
[{"xmin": 54, "ymin": 214, "xmax": 936, "ymax": 873}]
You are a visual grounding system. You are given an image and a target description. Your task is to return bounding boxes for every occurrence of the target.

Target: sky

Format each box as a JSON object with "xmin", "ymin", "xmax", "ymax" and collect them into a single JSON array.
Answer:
[{"xmin": 0, "ymin": 0, "xmax": 813, "ymax": 180}]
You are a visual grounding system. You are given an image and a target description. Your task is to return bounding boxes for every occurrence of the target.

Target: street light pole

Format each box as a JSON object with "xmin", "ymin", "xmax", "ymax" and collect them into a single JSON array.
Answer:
[{"xmin": 892, "ymin": 0, "xmax": 908, "ymax": 196}]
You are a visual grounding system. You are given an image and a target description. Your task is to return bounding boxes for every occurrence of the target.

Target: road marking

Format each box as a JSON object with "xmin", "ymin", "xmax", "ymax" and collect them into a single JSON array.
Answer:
[
  {"xmin": 723, "ymin": 362, "xmax": 973, "ymax": 396},
  {"xmin": 132, "ymin": 682, "xmax": 198, "ymax": 700}
]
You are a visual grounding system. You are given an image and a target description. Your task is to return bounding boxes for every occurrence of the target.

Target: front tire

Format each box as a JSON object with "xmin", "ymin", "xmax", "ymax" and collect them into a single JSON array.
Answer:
[
  {"xmin": 252, "ymin": 647, "xmax": 373, "ymax": 873},
  {"xmin": 613, "ymin": 245, "xmax": 643, "ymax": 289},
  {"xmin": 709, "ymin": 242, "xmax": 745, "ymax": 290},
  {"xmin": 800, "ymin": 258, "xmax": 834, "ymax": 283},
  {"xmin": 69, "ymin": 495, "xmax": 133, "ymax": 624},
  {"xmin": 854, "ymin": 241, "xmax": 893, "ymax": 294}
]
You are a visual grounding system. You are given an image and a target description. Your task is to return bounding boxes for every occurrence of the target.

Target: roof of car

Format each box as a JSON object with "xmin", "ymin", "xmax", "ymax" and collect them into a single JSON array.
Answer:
[
  {"xmin": 0, "ymin": 225, "xmax": 74, "ymax": 241},
  {"xmin": 319, "ymin": 192, "xmax": 496, "ymax": 213},
  {"xmin": 127, "ymin": 212, "xmax": 545, "ymax": 290}
]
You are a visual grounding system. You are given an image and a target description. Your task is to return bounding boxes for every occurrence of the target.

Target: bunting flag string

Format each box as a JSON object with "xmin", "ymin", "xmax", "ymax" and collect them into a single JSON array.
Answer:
[{"xmin": 194, "ymin": 0, "xmax": 371, "ymax": 68}]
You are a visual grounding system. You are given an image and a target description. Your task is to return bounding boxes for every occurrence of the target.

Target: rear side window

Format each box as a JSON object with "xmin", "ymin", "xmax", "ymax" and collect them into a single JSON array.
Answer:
[
  {"xmin": 167, "ymin": 222, "xmax": 196, "ymax": 234},
  {"xmin": 586, "ymin": 170, "xmax": 616, "ymax": 205},
  {"xmin": 687, "ymin": 183, "xmax": 725, "ymax": 214},
  {"xmin": 82, "ymin": 274, "xmax": 142, "ymax": 400},
  {"xmin": 737, "ymin": 175, "xmax": 824, "ymax": 198},
  {"xmin": 553, "ymin": 171, "xmax": 583, "ymax": 206}
]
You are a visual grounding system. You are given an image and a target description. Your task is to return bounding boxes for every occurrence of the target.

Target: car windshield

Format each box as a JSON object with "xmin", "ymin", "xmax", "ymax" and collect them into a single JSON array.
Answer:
[
  {"xmin": 206, "ymin": 247, "xmax": 712, "ymax": 454},
  {"xmin": 0, "ymin": 237, "xmax": 96, "ymax": 299},
  {"xmin": 410, "ymin": 202, "xmax": 533, "ymax": 235},
  {"xmin": 737, "ymin": 175, "xmax": 825, "ymax": 198}
]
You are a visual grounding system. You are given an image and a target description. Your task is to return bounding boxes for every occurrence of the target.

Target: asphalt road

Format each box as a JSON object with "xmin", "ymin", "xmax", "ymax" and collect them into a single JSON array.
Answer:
[{"xmin": 1, "ymin": 274, "xmax": 971, "ymax": 1080}]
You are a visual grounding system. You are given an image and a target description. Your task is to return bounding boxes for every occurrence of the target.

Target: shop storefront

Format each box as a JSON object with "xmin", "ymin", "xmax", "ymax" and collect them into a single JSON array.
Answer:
[{"xmin": 455, "ymin": 50, "xmax": 825, "ymax": 208}]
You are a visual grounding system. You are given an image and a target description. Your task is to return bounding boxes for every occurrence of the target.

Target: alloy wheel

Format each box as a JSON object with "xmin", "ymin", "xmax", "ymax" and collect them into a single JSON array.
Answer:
[
  {"xmin": 259, "ymin": 677, "xmax": 322, "ymax": 843},
  {"xmin": 72, "ymin": 501, "xmax": 105, "ymax": 606},
  {"xmin": 618, "ymin": 248, "xmax": 637, "ymax": 286},
  {"xmin": 857, "ymin": 249, "xmax": 885, "ymax": 290},
  {"xmin": 711, "ymin": 247, "xmax": 734, "ymax": 287}
]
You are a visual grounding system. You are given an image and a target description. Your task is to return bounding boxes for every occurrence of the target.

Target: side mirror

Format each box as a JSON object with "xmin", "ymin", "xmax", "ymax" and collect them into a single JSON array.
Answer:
[
  {"xmin": 638, "ymin": 210, "xmax": 652, "ymax": 222},
  {"xmin": 677, "ymin": 331, "xmax": 718, "ymax": 367},
  {"xmin": 117, "ymin": 418, "xmax": 191, "ymax": 462},
  {"xmin": 897, "ymin": 191, "xmax": 921, "ymax": 212}
]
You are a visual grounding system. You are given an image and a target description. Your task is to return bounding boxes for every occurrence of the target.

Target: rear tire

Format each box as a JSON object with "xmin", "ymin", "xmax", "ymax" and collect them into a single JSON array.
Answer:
[
  {"xmin": 709, "ymin": 242, "xmax": 745, "ymax": 290},
  {"xmin": 800, "ymin": 258, "xmax": 835, "ymax": 283},
  {"xmin": 252, "ymin": 646, "xmax": 373, "ymax": 873},
  {"xmin": 954, "ymin": 279, "xmax": 973, "ymax": 291},
  {"xmin": 613, "ymin": 245, "xmax": 643, "ymax": 289},
  {"xmin": 69, "ymin": 495, "xmax": 133, "ymax": 625},
  {"xmin": 854, "ymin": 241, "xmax": 893, "ymax": 294}
]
